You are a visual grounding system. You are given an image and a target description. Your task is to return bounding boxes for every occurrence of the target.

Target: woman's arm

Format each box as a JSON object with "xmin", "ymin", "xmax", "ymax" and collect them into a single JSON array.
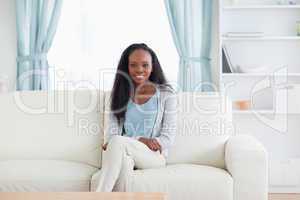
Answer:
[{"xmin": 154, "ymin": 91, "xmax": 177, "ymax": 151}]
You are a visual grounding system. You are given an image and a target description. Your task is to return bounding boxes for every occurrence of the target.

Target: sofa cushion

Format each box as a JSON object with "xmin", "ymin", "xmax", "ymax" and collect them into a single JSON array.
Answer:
[
  {"xmin": 167, "ymin": 93, "xmax": 233, "ymax": 169},
  {"xmin": 129, "ymin": 164, "xmax": 233, "ymax": 200},
  {"xmin": 0, "ymin": 90, "xmax": 104, "ymax": 168},
  {"xmin": 0, "ymin": 160, "xmax": 98, "ymax": 192}
]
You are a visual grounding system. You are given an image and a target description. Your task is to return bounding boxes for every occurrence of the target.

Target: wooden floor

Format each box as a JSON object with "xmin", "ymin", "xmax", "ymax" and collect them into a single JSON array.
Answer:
[{"xmin": 269, "ymin": 193, "xmax": 300, "ymax": 200}]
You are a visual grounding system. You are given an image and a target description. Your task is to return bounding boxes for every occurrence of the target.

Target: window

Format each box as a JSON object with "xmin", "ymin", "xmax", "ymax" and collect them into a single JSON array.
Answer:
[{"xmin": 48, "ymin": 0, "xmax": 178, "ymax": 91}]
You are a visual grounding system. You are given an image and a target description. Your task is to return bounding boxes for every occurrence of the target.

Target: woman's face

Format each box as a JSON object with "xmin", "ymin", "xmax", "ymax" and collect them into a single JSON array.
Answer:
[{"xmin": 128, "ymin": 49, "xmax": 153, "ymax": 87}]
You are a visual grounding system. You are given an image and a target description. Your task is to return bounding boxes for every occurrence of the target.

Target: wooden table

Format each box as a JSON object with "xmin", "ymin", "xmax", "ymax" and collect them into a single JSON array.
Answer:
[
  {"xmin": 0, "ymin": 192, "xmax": 167, "ymax": 200},
  {"xmin": 2, "ymin": 192, "xmax": 300, "ymax": 200}
]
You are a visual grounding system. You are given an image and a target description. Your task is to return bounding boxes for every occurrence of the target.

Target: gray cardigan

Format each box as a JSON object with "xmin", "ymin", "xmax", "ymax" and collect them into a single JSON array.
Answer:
[{"xmin": 105, "ymin": 84, "xmax": 177, "ymax": 157}]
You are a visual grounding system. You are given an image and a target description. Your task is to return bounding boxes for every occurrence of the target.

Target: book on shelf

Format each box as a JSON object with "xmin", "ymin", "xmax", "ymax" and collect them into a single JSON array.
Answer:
[
  {"xmin": 222, "ymin": 45, "xmax": 235, "ymax": 73},
  {"xmin": 223, "ymin": 32, "xmax": 265, "ymax": 38}
]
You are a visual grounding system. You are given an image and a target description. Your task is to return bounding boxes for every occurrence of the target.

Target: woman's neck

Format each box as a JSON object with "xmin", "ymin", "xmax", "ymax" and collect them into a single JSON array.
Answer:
[
  {"xmin": 134, "ymin": 81, "xmax": 155, "ymax": 95},
  {"xmin": 131, "ymin": 82, "xmax": 156, "ymax": 103}
]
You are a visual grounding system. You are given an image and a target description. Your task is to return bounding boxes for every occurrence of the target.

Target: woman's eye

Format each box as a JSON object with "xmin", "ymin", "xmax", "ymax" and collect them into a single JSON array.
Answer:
[
  {"xmin": 143, "ymin": 64, "xmax": 149, "ymax": 68},
  {"xmin": 130, "ymin": 64, "xmax": 137, "ymax": 67}
]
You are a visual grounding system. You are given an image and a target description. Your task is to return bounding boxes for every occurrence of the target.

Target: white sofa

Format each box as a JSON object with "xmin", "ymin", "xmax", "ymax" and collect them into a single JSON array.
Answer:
[{"xmin": 0, "ymin": 91, "xmax": 268, "ymax": 200}]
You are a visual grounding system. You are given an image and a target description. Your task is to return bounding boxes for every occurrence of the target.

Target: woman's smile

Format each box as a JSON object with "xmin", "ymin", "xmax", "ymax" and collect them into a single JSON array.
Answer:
[{"xmin": 134, "ymin": 75, "xmax": 145, "ymax": 80}]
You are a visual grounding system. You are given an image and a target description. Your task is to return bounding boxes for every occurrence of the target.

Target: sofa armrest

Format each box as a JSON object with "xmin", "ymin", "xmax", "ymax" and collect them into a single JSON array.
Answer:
[{"xmin": 225, "ymin": 135, "xmax": 268, "ymax": 200}]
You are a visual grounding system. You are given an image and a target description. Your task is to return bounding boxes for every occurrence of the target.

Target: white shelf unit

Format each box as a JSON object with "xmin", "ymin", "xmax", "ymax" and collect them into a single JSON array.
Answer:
[
  {"xmin": 233, "ymin": 109, "xmax": 300, "ymax": 115},
  {"xmin": 222, "ymin": 73, "xmax": 300, "ymax": 77},
  {"xmin": 222, "ymin": 36, "xmax": 300, "ymax": 41},
  {"xmin": 233, "ymin": 109, "xmax": 275, "ymax": 114},
  {"xmin": 224, "ymin": 5, "xmax": 300, "ymax": 9},
  {"xmin": 220, "ymin": 0, "xmax": 300, "ymax": 193}
]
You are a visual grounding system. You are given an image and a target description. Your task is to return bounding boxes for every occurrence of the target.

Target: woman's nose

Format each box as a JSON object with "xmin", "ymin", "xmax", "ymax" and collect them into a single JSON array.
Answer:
[{"xmin": 135, "ymin": 66, "xmax": 144, "ymax": 73}]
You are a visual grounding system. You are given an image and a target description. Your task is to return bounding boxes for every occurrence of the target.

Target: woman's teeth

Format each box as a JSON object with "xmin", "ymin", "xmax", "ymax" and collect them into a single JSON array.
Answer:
[{"xmin": 135, "ymin": 75, "xmax": 144, "ymax": 79}]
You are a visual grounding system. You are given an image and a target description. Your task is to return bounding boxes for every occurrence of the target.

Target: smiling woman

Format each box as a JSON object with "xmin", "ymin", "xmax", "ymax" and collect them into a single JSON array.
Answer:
[
  {"xmin": 48, "ymin": 0, "xmax": 178, "ymax": 91},
  {"xmin": 97, "ymin": 43, "xmax": 177, "ymax": 192}
]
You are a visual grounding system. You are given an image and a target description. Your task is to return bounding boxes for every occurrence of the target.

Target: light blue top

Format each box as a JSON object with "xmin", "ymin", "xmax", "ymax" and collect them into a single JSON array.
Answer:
[{"xmin": 124, "ymin": 88, "xmax": 159, "ymax": 138}]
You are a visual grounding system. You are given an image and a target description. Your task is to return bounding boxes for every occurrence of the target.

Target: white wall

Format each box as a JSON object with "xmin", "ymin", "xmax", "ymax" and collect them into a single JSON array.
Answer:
[{"xmin": 0, "ymin": 0, "xmax": 16, "ymax": 91}]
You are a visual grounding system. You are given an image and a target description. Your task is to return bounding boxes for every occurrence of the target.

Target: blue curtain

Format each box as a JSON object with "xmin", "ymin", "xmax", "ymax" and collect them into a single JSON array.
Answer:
[
  {"xmin": 164, "ymin": 0, "xmax": 213, "ymax": 92},
  {"xmin": 16, "ymin": 0, "xmax": 63, "ymax": 90}
]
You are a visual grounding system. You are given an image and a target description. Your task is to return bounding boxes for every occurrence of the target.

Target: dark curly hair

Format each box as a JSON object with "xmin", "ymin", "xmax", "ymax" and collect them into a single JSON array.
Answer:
[{"xmin": 110, "ymin": 43, "xmax": 169, "ymax": 124}]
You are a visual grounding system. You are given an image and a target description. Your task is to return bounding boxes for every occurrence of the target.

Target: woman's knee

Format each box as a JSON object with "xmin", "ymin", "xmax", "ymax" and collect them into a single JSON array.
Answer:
[{"xmin": 109, "ymin": 135, "xmax": 128, "ymax": 147}]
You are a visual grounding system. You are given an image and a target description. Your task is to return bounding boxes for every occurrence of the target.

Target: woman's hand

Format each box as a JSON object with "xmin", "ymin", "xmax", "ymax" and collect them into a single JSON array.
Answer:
[
  {"xmin": 138, "ymin": 137, "xmax": 161, "ymax": 153},
  {"xmin": 102, "ymin": 143, "xmax": 108, "ymax": 151}
]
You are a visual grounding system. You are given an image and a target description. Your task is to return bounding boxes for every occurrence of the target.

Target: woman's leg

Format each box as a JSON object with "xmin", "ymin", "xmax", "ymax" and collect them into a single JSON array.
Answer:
[{"xmin": 96, "ymin": 135, "xmax": 166, "ymax": 192}]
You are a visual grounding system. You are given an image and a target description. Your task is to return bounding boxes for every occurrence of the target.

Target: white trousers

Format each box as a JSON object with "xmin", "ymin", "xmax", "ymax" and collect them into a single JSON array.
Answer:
[{"xmin": 96, "ymin": 135, "xmax": 166, "ymax": 192}]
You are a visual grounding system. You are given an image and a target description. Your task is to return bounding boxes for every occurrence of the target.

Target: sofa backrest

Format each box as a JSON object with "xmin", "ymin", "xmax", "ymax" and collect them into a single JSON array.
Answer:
[
  {"xmin": 166, "ymin": 92, "xmax": 233, "ymax": 168},
  {"xmin": 0, "ymin": 90, "xmax": 104, "ymax": 168},
  {"xmin": 103, "ymin": 91, "xmax": 233, "ymax": 169}
]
